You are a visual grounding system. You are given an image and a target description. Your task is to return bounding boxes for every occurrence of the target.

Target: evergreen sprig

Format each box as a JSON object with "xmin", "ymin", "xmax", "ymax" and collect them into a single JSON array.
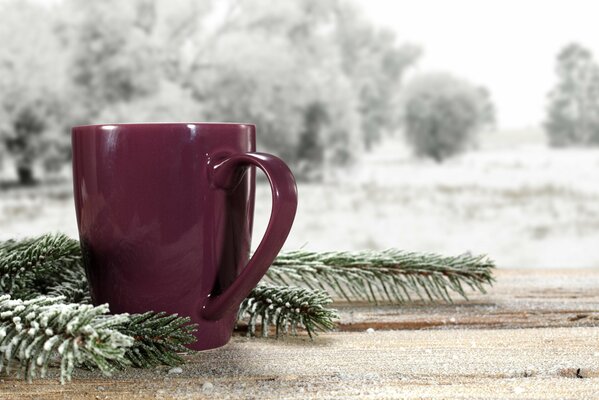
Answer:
[
  {"xmin": 267, "ymin": 249, "xmax": 495, "ymax": 303},
  {"xmin": 0, "ymin": 234, "xmax": 81, "ymax": 299},
  {"xmin": 0, "ymin": 295, "xmax": 132, "ymax": 383},
  {"xmin": 0, "ymin": 235, "xmax": 197, "ymax": 382},
  {"xmin": 46, "ymin": 266, "xmax": 91, "ymax": 304},
  {"xmin": 118, "ymin": 312, "xmax": 197, "ymax": 368},
  {"xmin": 0, "ymin": 233, "xmax": 496, "ymax": 383},
  {"xmin": 240, "ymin": 284, "xmax": 338, "ymax": 338},
  {"xmin": 0, "ymin": 295, "xmax": 197, "ymax": 383}
]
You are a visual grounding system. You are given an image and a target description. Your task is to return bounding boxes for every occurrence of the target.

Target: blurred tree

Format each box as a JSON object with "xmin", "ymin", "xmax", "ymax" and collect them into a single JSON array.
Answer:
[
  {"xmin": 60, "ymin": 0, "xmax": 210, "ymax": 124},
  {"xmin": 0, "ymin": 0, "xmax": 419, "ymax": 183},
  {"xmin": 334, "ymin": 2, "xmax": 420, "ymax": 150},
  {"xmin": 63, "ymin": 0, "xmax": 164, "ymax": 123},
  {"xmin": 184, "ymin": 0, "xmax": 363, "ymax": 177},
  {"xmin": 296, "ymin": 102, "xmax": 329, "ymax": 180},
  {"xmin": 183, "ymin": 0, "xmax": 417, "ymax": 178},
  {"xmin": 401, "ymin": 73, "xmax": 494, "ymax": 162},
  {"xmin": 0, "ymin": 1, "xmax": 70, "ymax": 184},
  {"xmin": 545, "ymin": 43, "xmax": 599, "ymax": 147}
]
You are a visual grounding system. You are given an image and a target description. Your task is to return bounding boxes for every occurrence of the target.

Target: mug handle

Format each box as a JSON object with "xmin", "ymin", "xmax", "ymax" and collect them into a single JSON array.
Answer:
[{"xmin": 201, "ymin": 152, "xmax": 298, "ymax": 320}]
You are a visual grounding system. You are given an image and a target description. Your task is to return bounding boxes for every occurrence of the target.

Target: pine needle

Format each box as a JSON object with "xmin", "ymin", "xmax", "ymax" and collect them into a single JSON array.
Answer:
[
  {"xmin": 0, "ymin": 295, "xmax": 132, "ymax": 383},
  {"xmin": 239, "ymin": 284, "xmax": 338, "ymax": 338},
  {"xmin": 0, "ymin": 234, "xmax": 497, "ymax": 382},
  {"xmin": 0, "ymin": 234, "xmax": 82, "ymax": 299},
  {"xmin": 118, "ymin": 312, "xmax": 197, "ymax": 368},
  {"xmin": 266, "ymin": 249, "xmax": 495, "ymax": 303}
]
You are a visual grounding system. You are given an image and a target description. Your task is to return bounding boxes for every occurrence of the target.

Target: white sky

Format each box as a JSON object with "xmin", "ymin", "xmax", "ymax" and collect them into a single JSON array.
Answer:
[{"xmin": 361, "ymin": 0, "xmax": 599, "ymax": 129}]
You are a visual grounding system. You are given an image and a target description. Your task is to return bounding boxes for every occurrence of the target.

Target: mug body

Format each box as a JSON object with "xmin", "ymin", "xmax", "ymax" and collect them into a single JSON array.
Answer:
[{"xmin": 72, "ymin": 123, "xmax": 256, "ymax": 350}]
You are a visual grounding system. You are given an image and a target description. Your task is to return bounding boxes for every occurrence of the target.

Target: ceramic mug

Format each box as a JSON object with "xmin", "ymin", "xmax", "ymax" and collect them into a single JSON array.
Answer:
[{"xmin": 72, "ymin": 123, "xmax": 298, "ymax": 350}]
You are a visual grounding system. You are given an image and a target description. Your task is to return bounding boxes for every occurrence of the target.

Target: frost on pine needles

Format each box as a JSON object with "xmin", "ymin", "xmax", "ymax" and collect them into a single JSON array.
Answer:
[
  {"xmin": 267, "ymin": 249, "xmax": 495, "ymax": 303},
  {"xmin": 0, "ymin": 233, "xmax": 496, "ymax": 382},
  {"xmin": 0, "ymin": 295, "xmax": 132, "ymax": 383},
  {"xmin": 0, "ymin": 234, "xmax": 82, "ymax": 300},
  {"xmin": 239, "ymin": 284, "xmax": 338, "ymax": 338}
]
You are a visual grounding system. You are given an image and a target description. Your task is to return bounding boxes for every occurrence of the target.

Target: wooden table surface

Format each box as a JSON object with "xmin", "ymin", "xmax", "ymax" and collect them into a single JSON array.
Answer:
[{"xmin": 2, "ymin": 269, "xmax": 599, "ymax": 399}]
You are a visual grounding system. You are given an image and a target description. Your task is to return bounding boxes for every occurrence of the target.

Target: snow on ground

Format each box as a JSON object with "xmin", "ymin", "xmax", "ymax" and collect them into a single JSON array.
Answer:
[{"xmin": 2, "ymin": 132, "xmax": 599, "ymax": 268}]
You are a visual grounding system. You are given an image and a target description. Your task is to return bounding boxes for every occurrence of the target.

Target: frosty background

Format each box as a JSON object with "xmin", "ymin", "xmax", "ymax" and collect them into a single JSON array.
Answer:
[{"xmin": 0, "ymin": 0, "xmax": 598, "ymax": 268}]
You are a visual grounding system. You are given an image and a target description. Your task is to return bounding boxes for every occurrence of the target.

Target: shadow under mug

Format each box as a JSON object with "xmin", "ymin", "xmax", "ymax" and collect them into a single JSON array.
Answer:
[{"xmin": 71, "ymin": 123, "xmax": 298, "ymax": 350}]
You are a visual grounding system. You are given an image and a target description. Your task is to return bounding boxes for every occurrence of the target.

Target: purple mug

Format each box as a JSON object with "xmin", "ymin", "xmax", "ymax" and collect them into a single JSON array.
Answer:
[{"xmin": 71, "ymin": 123, "xmax": 297, "ymax": 350}]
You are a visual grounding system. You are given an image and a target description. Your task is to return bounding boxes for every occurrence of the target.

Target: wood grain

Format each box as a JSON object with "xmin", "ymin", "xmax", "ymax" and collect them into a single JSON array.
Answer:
[{"xmin": 2, "ymin": 269, "xmax": 599, "ymax": 399}]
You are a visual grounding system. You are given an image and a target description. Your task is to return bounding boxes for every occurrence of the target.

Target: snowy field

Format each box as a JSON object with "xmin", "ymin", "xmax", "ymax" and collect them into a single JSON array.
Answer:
[{"xmin": 1, "ymin": 130, "xmax": 599, "ymax": 268}]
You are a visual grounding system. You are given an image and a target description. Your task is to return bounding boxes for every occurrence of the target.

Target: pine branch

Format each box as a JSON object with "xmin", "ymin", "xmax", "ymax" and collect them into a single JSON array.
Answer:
[
  {"xmin": 0, "ymin": 234, "xmax": 82, "ymax": 299},
  {"xmin": 46, "ymin": 266, "xmax": 91, "ymax": 304},
  {"xmin": 0, "ymin": 295, "xmax": 132, "ymax": 383},
  {"xmin": 118, "ymin": 312, "xmax": 197, "ymax": 368},
  {"xmin": 238, "ymin": 284, "xmax": 338, "ymax": 338},
  {"xmin": 31, "ymin": 263, "xmax": 197, "ymax": 367},
  {"xmin": 0, "ymin": 295, "xmax": 197, "ymax": 383},
  {"xmin": 0, "ymin": 235, "xmax": 198, "ymax": 382},
  {"xmin": 0, "ymin": 234, "xmax": 498, "ymax": 383},
  {"xmin": 266, "ymin": 249, "xmax": 495, "ymax": 303}
]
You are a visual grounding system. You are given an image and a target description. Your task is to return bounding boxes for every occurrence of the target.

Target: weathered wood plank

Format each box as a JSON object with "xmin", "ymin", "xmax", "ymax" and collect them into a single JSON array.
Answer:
[
  {"xmin": 335, "ymin": 268, "xmax": 599, "ymax": 331},
  {"xmin": 1, "ymin": 269, "xmax": 599, "ymax": 399}
]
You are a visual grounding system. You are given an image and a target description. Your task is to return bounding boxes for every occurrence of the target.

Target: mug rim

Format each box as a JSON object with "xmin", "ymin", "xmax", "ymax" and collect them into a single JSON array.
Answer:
[{"xmin": 72, "ymin": 122, "xmax": 256, "ymax": 129}]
